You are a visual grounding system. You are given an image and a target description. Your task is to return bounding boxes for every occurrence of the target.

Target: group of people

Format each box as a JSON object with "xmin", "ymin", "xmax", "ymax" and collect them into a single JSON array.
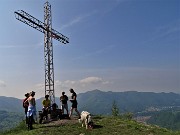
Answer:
[
  {"xmin": 22, "ymin": 88, "xmax": 80, "ymax": 130},
  {"xmin": 60, "ymin": 88, "xmax": 81, "ymax": 119}
]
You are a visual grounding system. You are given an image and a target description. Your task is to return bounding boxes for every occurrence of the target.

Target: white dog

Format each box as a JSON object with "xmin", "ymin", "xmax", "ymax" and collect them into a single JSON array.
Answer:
[{"xmin": 79, "ymin": 111, "xmax": 94, "ymax": 129}]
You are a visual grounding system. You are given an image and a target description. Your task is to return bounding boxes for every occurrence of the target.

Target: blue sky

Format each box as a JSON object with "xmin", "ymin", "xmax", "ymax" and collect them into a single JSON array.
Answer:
[{"xmin": 0, "ymin": 0, "xmax": 179, "ymax": 99}]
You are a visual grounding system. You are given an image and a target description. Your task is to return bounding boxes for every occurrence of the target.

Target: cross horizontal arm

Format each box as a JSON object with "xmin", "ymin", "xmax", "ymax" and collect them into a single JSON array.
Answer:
[
  {"xmin": 14, "ymin": 10, "xmax": 69, "ymax": 44},
  {"xmin": 51, "ymin": 28, "xmax": 69, "ymax": 44},
  {"xmin": 15, "ymin": 10, "xmax": 45, "ymax": 33}
]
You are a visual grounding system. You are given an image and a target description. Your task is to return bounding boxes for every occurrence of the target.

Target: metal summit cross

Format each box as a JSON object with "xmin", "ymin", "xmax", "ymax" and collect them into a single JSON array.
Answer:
[{"xmin": 14, "ymin": 1, "xmax": 69, "ymax": 104}]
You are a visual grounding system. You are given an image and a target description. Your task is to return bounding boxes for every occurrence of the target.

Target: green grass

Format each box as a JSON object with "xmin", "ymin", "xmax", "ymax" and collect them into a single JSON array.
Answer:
[{"xmin": 1, "ymin": 116, "xmax": 180, "ymax": 135}]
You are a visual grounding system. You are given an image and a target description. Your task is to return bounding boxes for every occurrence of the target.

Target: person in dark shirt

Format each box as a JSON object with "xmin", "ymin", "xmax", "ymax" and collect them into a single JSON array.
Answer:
[
  {"xmin": 69, "ymin": 88, "xmax": 81, "ymax": 119},
  {"xmin": 23, "ymin": 93, "xmax": 29, "ymax": 124},
  {"xmin": 60, "ymin": 92, "xmax": 68, "ymax": 114}
]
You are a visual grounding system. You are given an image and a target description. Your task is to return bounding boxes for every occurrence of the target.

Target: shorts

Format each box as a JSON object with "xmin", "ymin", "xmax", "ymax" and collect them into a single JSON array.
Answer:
[{"xmin": 72, "ymin": 101, "xmax": 78, "ymax": 108}]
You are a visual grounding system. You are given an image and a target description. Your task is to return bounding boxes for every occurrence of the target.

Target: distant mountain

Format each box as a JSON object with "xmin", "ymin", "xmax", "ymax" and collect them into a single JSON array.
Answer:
[
  {"xmin": 0, "ymin": 96, "xmax": 23, "ymax": 112},
  {"xmin": 77, "ymin": 90, "xmax": 180, "ymax": 115},
  {"xmin": 0, "ymin": 90, "xmax": 180, "ymax": 115}
]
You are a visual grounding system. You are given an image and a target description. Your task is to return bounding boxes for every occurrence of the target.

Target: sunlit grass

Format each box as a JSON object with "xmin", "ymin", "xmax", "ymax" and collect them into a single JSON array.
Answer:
[{"xmin": 1, "ymin": 116, "xmax": 180, "ymax": 135}]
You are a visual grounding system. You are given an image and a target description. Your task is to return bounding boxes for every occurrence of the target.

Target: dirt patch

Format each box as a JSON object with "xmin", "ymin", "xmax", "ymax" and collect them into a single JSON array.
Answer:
[{"xmin": 42, "ymin": 117, "xmax": 79, "ymax": 127}]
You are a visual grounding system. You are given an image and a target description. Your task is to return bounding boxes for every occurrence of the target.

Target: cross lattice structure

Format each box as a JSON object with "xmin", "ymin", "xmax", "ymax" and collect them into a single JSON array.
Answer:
[{"xmin": 14, "ymin": 1, "xmax": 69, "ymax": 104}]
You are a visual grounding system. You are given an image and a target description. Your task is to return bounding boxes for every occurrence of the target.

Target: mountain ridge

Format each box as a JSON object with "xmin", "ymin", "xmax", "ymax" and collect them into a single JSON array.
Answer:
[
  {"xmin": 77, "ymin": 90, "xmax": 180, "ymax": 114},
  {"xmin": 0, "ymin": 90, "xmax": 180, "ymax": 114}
]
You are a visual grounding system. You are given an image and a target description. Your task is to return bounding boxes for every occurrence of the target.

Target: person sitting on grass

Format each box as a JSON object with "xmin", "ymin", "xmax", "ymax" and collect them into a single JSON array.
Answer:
[{"xmin": 42, "ymin": 95, "xmax": 51, "ymax": 119}]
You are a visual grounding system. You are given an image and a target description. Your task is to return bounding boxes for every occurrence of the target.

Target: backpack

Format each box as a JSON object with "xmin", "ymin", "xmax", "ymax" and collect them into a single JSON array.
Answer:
[{"xmin": 23, "ymin": 98, "xmax": 29, "ymax": 108}]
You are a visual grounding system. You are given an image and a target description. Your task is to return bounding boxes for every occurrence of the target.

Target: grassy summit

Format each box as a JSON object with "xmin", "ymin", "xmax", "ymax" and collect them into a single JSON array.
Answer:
[{"xmin": 1, "ymin": 116, "xmax": 180, "ymax": 135}]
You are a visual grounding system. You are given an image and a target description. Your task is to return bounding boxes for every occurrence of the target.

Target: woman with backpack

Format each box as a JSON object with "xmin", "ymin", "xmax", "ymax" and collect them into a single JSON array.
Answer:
[{"xmin": 23, "ymin": 93, "xmax": 29, "ymax": 124}]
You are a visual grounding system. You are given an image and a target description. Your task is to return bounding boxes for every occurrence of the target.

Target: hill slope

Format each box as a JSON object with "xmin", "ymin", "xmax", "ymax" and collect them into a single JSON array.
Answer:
[
  {"xmin": 77, "ymin": 90, "xmax": 180, "ymax": 114},
  {"xmin": 0, "ymin": 110, "xmax": 23, "ymax": 132},
  {"xmin": 147, "ymin": 110, "xmax": 180, "ymax": 131},
  {"xmin": 0, "ymin": 96, "xmax": 23, "ymax": 112},
  {"xmin": 1, "ymin": 116, "xmax": 180, "ymax": 135}
]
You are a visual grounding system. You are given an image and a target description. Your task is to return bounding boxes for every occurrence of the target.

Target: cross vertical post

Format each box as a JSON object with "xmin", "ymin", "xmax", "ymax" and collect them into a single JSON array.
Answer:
[{"xmin": 44, "ymin": 2, "xmax": 55, "ymax": 104}]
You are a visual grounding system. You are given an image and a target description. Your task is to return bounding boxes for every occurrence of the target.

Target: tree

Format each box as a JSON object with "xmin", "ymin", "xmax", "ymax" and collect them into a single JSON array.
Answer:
[{"xmin": 111, "ymin": 100, "xmax": 119, "ymax": 116}]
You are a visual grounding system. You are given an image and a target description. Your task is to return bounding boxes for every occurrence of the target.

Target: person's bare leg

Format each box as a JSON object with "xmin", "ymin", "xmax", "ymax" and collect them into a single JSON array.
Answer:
[
  {"xmin": 69, "ymin": 107, "xmax": 73, "ymax": 118},
  {"xmin": 66, "ymin": 105, "xmax": 69, "ymax": 115},
  {"xmin": 75, "ymin": 108, "xmax": 81, "ymax": 118},
  {"xmin": 61, "ymin": 105, "xmax": 64, "ymax": 114}
]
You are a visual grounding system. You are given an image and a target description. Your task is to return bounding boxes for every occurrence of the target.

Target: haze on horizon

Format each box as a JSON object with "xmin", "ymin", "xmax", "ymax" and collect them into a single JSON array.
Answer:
[{"xmin": 0, "ymin": 0, "xmax": 179, "ymax": 99}]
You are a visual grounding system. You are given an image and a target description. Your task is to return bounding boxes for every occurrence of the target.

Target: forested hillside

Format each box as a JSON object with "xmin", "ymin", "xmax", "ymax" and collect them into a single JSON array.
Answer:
[
  {"xmin": 147, "ymin": 110, "xmax": 180, "ymax": 131},
  {"xmin": 0, "ymin": 110, "xmax": 23, "ymax": 132},
  {"xmin": 77, "ymin": 90, "xmax": 180, "ymax": 114}
]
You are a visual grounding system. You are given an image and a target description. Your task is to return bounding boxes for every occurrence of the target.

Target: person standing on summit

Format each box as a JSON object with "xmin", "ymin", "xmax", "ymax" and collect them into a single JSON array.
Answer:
[
  {"xmin": 25, "ymin": 91, "xmax": 36, "ymax": 130},
  {"xmin": 69, "ymin": 88, "xmax": 81, "ymax": 119},
  {"xmin": 23, "ymin": 93, "xmax": 29, "ymax": 124},
  {"xmin": 60, "ymin": 92, "xmax": 69, "ymax": 115}
]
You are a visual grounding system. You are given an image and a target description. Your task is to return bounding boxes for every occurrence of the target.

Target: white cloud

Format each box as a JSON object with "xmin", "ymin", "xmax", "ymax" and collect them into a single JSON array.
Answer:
[
  {"xmin": 0, "ymin": 45, "xmax": 17, "ymax": 48},
  {"xmin": 80, "ymin": 77, "xmax": 103, "ymax": 84},
  {"xmin": 60, "ymin": 10, "xmax": 97, "ymax": 30},
  {"xmin": 0, "ymin": 42, "xmax": 43, "ymax": 49},
  {"xmin": 0, "ymin": 80, "xmax": 6, "ymax": 87},
  {"xmin": 34, "ymin": 76, "xmax": 110, "ymax": 95},
  {"xmin": 54, "ymin": 77, "xmax": 109, "ymax": 88},
  {"xmin": 50, "ymin": 76, "xmax": 110, "ymax": 95},
  {"xmin": 154, "ymin": 23, "xmax": 180, "ymax": 39},
  {"xmin": 116, "ymin": 0, "xmax": 129, "ymax": 2},
  {"xmin": 142, "ymin": 21, "xmax": 180, "ymax": 44},
  {"xmin": 60, "ymin": 16, "xmax": 82, "ymax": 30}
]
